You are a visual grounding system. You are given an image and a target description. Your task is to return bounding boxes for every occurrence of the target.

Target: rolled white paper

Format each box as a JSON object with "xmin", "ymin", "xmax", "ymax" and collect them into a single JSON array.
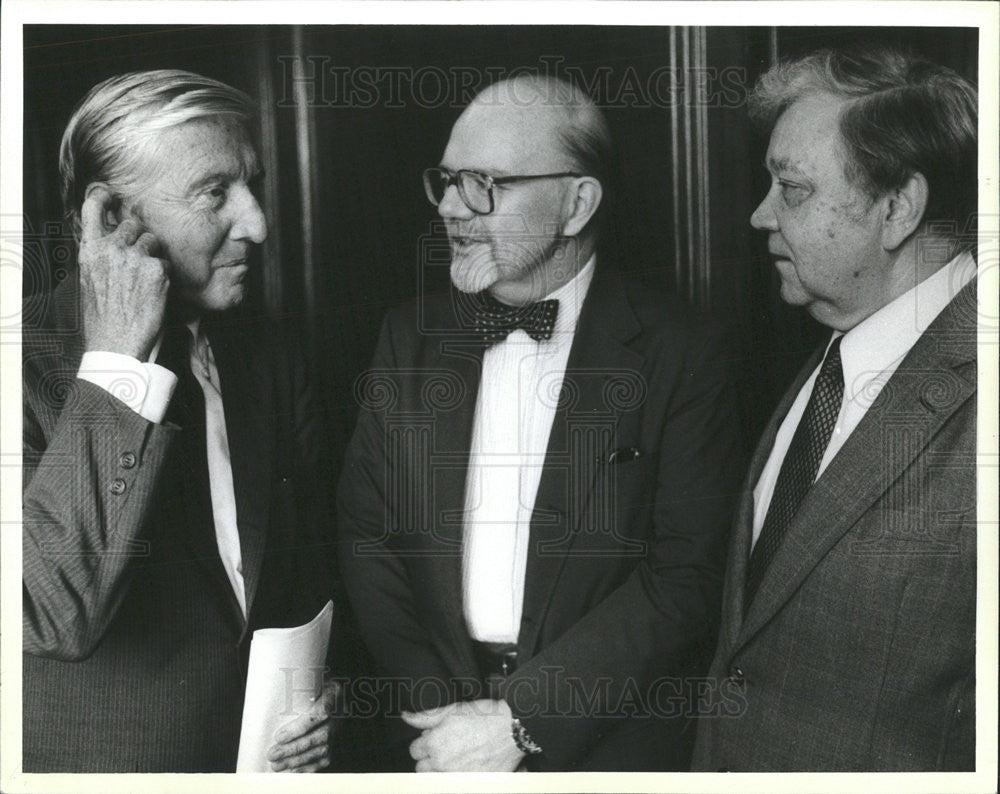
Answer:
[{"xmin": 236, "ymin": 600, "xmax": 334, "ymax": 772}]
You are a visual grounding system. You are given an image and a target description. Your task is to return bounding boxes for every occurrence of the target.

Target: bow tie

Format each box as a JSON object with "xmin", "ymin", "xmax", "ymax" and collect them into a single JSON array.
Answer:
[{"xmin": 471, "ymin": 292, "xmax": 560, "ymax": 345}]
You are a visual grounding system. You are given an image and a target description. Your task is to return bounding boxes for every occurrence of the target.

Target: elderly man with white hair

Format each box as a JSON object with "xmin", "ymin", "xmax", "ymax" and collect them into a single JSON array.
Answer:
[{"xmin": 23, "ymin": 70, "xmax": 338, "ymax": 772}]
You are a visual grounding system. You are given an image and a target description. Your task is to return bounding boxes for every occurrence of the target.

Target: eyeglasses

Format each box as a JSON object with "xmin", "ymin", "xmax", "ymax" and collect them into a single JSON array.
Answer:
[{"xmin": 422, "ymin": 167, "xmax": 583, "ymax": 215}]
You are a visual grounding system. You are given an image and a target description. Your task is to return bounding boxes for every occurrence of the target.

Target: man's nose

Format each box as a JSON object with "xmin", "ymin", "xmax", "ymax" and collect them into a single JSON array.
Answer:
[
  {"xmin": 750, "ymin": 188, "xmax": 778, "ymax": 232},
  {"xmin": 437, "ymin": 182, "xmax": 474, "ymax": 221},
  {"xmin": 230, "ymin": 185, "xmax": 268, "ymax": 244}
]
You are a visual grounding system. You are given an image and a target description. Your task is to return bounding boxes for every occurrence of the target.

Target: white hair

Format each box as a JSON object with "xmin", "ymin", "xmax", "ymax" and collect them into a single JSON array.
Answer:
[{"xmin": 59, "ymin": 69, "xmax": 255, "ymax": 238}]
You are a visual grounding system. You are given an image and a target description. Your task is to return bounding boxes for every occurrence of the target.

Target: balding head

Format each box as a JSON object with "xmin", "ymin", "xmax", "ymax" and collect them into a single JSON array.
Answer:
[
  {"xmin": 435, "ymin": 75, "xmax": 611, "ymax": 304},
  {"xmin": 455, "ymin": 75, "xmax": 613, "ymax": 208}
]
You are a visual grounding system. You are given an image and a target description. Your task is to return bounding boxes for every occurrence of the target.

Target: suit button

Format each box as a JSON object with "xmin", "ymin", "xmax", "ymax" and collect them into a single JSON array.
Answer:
[
  {"xmin": 109, "ymin": 478, "xmax": 127, "ymax": 495},
  {"xmin": 119, "ymin": 451, "xmax": 136, "ymax": 469},
  {"xmin": 728, "ymin": 666, "xmax": 745, "ymax": 686}
]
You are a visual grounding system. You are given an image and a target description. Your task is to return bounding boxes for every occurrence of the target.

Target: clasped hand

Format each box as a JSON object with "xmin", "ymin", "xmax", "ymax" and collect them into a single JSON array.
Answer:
[{"xmin": 403, "ymin": 698, "xmax": 525, "ymax": 772}]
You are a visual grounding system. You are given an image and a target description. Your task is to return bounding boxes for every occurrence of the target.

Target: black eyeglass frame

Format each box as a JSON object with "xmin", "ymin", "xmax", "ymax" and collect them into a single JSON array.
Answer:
[{"xmin": 422, "ymin": 167, "xmax": 584, "ymax": 215}]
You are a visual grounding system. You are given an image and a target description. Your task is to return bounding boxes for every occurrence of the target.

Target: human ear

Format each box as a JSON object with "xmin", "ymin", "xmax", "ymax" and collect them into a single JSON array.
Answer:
[
  {"xmin": 83, "ymin": 182, "xmax": 123, "ymax": 233},
  {"xmin": 561, "ymin": 177, "xmax": 603, "ymax": 237},
  {"xmin": 881, "ymin": 171, "xmax": 929, "ymax": 250}
]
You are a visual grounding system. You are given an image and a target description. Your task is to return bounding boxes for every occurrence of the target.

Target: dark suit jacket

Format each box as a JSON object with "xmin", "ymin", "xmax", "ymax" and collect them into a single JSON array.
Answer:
[
  {"xmin": 692, "ymin": 280, "xmax": 977, "ymax": 771},
  {"xmin": 22, "ymin": 275, "xmax": 334, "ymax": 772},
  {"xmin": 337, "ymin": 267, "xmax": 743, "ymax": 771}
]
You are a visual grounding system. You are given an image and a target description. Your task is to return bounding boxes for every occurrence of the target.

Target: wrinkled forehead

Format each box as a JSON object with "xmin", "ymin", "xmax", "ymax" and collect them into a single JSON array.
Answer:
[
  {"xmin": 129, "ymin": 115, "xmax": 258, "ymax": 186},
  {"xmin": 442, "ymin": 100, "xmax": 573, "ymax": 175}
]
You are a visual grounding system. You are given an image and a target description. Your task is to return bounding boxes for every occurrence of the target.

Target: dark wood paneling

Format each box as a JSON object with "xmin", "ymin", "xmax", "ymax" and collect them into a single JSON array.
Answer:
[{"xmin": 23, "ymin": 24, "xmax": 979, "ymax": 478}]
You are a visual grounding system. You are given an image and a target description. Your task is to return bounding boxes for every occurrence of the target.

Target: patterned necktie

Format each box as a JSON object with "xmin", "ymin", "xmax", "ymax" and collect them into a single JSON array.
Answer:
[
  {"xmin": 745, "ymin": 336, "xmax": 844, "ymax": 612},
  {"xmin": 471, "ymin": 292, "xmax": 559, "ymax": 345}
]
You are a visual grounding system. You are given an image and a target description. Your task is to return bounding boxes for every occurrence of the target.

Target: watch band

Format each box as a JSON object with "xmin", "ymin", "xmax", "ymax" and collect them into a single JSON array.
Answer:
[{"xmin": 511, "ymin": 717, "xmax": 543, "ymax": 755}]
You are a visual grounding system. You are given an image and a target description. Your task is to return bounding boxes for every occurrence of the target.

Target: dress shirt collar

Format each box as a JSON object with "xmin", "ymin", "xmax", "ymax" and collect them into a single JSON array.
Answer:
[
  {"xmin": 545, "ymin": 254, "xmax": 596, "ymax": 340},
  {"xmin": 837, "ymin": 250, "xmax": 976, "ymax": 401}
]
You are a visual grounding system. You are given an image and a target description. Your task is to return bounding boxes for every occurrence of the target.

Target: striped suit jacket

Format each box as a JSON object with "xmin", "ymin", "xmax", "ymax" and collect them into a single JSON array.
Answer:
[
  {"xmin": 692, "ymin": 280, "xmax": 977, "ymax": 771},
  {"xmin": 22, "ymin": 276, "xmax": 334, "ymax": 771}
]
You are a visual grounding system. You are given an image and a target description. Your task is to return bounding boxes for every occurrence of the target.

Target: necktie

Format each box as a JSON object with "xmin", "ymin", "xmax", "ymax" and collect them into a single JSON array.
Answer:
[
  {"xmin": 157, "ymin": 324, "xmax": 214, "ymax": 540},
  {"xmin": 471, "ymin": 292, "xmax": 559, "ymax": 345},
  {"xmin": 159, "ymin": 325, "xmax": 205, "ymax": 434},
  {"xmin": 745, "ymin": 336, "xmax": 844, "ymax": 612}
]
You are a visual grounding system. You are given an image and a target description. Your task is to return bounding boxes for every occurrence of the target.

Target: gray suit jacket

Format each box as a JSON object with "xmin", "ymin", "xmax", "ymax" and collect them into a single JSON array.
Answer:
[
  {"xmin": 22, "ymin": 276, "xmax": 334, "ymax": 771},
  {"xmin": 692, "ymin": 279, "xmax": 977, "ymax": 771}
]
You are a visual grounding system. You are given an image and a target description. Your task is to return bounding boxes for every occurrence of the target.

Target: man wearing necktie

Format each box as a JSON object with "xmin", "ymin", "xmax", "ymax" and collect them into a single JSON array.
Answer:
[
  {"xmin": 337, "ymin": 74, "xmax": 743, "ymax": 771},
  {"xmin": 692, "ymin": 46, "xmax": 979, "ymax": 771},
  {"xmin": 22, "ymin": 70, "xmax": 338, "ymax": 772}
]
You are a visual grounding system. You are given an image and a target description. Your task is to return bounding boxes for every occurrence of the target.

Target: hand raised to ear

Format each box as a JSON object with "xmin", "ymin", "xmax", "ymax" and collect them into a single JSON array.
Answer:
[{"xmin": 79, "ymin": 185, "xmax": 170, "ymax": 360}]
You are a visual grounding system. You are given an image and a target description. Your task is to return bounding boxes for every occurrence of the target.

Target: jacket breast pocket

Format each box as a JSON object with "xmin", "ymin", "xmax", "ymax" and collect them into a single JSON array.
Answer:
[
  {"xmin": 608, "ymin": 449, "xmax": 657, "ymax": 488},
  {"xmin": 584, "ymin": 451, "xmax": 659, "ymax": 552}
]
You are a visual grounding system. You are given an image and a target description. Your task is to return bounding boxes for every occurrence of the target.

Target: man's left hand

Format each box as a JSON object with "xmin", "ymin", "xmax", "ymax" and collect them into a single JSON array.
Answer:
[
  {"xmin": 403, "ymin": 699, "xmax": 525, "ymax": 772},
  {"xmin": 267, "ymin": 678, "xmax": 341, "ymax": 772}
]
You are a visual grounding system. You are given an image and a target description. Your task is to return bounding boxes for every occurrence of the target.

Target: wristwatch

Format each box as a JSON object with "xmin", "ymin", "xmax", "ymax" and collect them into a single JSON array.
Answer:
[{"xmin": 511, "ymin": 717, "xmax": 543, "ymax": 755}]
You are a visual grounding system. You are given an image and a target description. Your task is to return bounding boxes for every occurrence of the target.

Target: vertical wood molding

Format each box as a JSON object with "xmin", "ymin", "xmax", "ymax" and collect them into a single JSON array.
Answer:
[
  {"xmin": 254, "ymin": 28, "xmax": 283, "ymax": 315},
  {"xmin": 670, "ymin": 26, "xmax": 711, "ymax": 307},
  {"xmin": 669, "ymin": 28, "xmax": 682, "ymax": 293},
  {"xmin": 695, "ymin": 26, "xmax": 711, "ymax": 306},
  {"xmin": 683, "ymin": 27, "xmax": 696, "ymax": 300},
  {"xmin": 292, "ymin": 26, "xmax": 318, "ymax": 329}
]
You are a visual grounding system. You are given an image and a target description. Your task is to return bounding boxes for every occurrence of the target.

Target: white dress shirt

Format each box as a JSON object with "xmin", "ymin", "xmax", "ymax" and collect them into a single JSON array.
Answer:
[
  {"xmin": 78, "ymin": 321, "xmax": 248, "ymax": 617},
  {"xmin": 752, "ymin": 251, "xmax": 977, "ymax": 548},
  {"xmin": 462, "ymin": 257, "xmax": 596, "ymax": 643}
]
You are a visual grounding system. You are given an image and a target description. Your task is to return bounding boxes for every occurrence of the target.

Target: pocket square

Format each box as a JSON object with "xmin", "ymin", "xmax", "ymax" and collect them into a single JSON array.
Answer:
[{"xmin": 607, "ymin": 447, "xmax": 641, "ymax": 464}]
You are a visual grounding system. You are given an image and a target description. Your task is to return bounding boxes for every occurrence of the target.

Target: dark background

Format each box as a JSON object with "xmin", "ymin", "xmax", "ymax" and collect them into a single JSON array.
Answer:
[{"xmin": 22, "ymin": 24, "xmax": 978, "ymax": 479}]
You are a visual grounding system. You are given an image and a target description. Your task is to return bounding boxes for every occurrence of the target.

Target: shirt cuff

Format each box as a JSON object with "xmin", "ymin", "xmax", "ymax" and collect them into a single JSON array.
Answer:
[{"xmin": 78, "ymin": 351, "xmax": 177, "ymax": 424}]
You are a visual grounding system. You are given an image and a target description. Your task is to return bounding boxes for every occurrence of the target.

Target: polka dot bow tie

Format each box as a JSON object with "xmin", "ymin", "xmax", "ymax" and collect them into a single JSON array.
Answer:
[{"xmin": 472, "ymin": 292, "xmax": 560, "ymax": 345}]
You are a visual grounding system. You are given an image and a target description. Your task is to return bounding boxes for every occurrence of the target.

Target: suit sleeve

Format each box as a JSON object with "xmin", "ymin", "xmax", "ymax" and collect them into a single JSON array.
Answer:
[
  {"xmin": 501, "ymin": 322, "xmax": 743, "ymax": 769},
  {"xmin": 22, "ymin": 366, "xmax": 175, "ymax": 661},
  {"xmin": 336, "ymin": 314, "xmax": 454, "ymax": 702}
]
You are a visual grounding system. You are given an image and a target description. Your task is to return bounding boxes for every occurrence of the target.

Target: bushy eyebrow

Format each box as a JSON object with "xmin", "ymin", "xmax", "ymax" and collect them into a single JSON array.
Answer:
[
  {"xmin": 766, "ymin": 156, "xmax": 809, "ymax": 179},
  {"xmin": 186, "ymin": 163, "xmax": 263, "ymax": 194},
  {"xmin": 187, "ymin": 172, "xmax": 232, "ymax": 192}
]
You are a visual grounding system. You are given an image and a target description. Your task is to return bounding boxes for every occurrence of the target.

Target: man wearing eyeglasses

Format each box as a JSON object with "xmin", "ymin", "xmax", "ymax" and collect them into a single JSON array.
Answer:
[{"xmin": 337, "ymin": 74, "xmax": 742, "ymax": 772}]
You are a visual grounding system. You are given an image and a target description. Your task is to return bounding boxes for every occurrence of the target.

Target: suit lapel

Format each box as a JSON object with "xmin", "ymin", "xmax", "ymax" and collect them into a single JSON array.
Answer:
[
  {"xmin": 732, "ymin": 281, "xmax": 977, "ymax": 655},
  {"xmin": 519, "ymin": 270, "xmax": 645, "ymax": 655},
  {"xmin": 719, "ymin": 344, "xmax": 825, "ymax": 654},
  {"xmin": 205, "ymin": 319, "xmax": 272, "ymax": 626},
  {"xmin": 409, "ymin": 298, "xmax": 485, "ymax": 678}
]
